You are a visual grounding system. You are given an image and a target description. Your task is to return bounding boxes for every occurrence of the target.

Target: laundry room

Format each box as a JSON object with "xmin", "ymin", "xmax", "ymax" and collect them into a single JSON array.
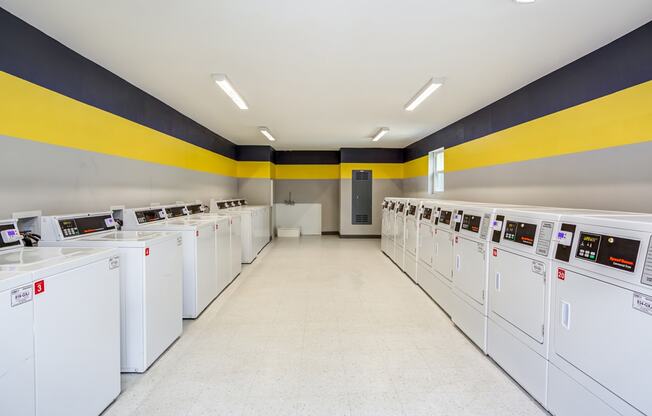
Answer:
[{"xmin": 1, "ymin": 1, "xmax": 651, "ymax": 415}]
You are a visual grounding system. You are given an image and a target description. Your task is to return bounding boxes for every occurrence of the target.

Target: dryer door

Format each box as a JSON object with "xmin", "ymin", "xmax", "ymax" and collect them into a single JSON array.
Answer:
[
  {"xmin": 453, "ymin": 237, "xmax": 486, "ymax": 306},
  {"xmin": 433, "ymin": 229, "xmax": 453, "ymax": 282},
  {"xmin": 490, "ymin": 249, "xmax": 546, "ymax": 343},
  {"xmin": 552, "ymin": 269, "xmax": 652, "ymax": 415}
]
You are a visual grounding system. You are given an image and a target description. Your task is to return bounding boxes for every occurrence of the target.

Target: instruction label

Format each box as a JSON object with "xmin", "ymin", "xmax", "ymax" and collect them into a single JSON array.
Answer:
[
  {"xmin": 633, "ymin": 292, "xmax": 652, "ymax": 316},
  {"xmin": 11, "ymin": 285, "xmax": 33, "ymax": 307},
  {"xmin": 109, "ymin": 255, "xmax": 120, "ymax": 270}
]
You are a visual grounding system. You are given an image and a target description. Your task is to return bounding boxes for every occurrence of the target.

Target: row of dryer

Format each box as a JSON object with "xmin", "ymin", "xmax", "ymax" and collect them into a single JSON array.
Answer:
[
  {"xmin": 381, "ymin": 197, "xmax": 652, "ymax": 416},
  {"xmin": 1, "ymin": 199, "xmax": 271, "ymax": 416}
]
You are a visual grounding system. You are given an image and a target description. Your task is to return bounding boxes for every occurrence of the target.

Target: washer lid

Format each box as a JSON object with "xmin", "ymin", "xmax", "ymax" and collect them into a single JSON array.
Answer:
[
  {"xmin": 80, "ymin": 231, "xmax": 170, "ymax": 242},
  {"xmin": 0, "ymin": 247, "xmax": 114, "ymax": 274},
  {"xmin": 0, "ymin": 269, "xmax": 34, "ymax": 292}
]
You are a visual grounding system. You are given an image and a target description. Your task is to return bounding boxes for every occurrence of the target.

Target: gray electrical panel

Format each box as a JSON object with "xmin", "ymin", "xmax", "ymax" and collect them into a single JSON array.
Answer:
[{"xmin": 352, "ymin": 170, "xmax": 372, "ymax": 225}]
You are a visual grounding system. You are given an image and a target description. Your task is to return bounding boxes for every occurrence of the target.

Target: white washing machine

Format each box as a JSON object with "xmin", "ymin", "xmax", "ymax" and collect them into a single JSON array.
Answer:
[
  {"xmin": 187, "ymin": 203, "xmax": 242, "ymax": 283},
  {"xmin": 391, "ymin": 200, "xmax": 408, "ymax": 267},
  {"xmin": 548, "ymin": 214, "xmax": 652, "ymax": 416},
  {"xmin": 403, "ymin": 199, "xmax": 423, "ymax": 281},
  {"xmin": 123, "ymin": 207, "xmax": 218, "ymax": 319},
  {"xmin": 416, "ymin": 200, "xmax": 438, "ymax": 292},
  {"xmin": 39, "ymin": 211, "xmax": 184, "ymax": 373},
  {"xmin": 210, "ymin": 199, "xmax": 268, "ymax": 263},
  {"xmin": 0, "ymin": 269, "xmax": 36, "ymax": 416},
  {"xmin": 0, "ymin": 219, "xmax": 120, "ymax": 416}
]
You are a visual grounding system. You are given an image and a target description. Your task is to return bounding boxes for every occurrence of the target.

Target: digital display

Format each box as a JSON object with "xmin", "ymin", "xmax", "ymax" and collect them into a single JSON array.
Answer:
[
  {"xmin": 576, "ymin": 232, "xmax": 640, "ymax": 272},
  {"xmin": 398, "ymin": 203, "xmax": 405, "ymax": 213},
  {"xmin": 0, "ymin": 224, "xmax": 22, "ymax": 248},
  {"xmin": 504, "ymin": 221, "xmax": 537, "ymax": 246},
  {"xmin": 461, "ymin": 214, "xmax": 481, "ymax": 234},
  {"xmin": 408, "ymin": 205, "xmax": 417, "ymax": 216},
  {"xmin": 422, "ymin": 208, "xmax": 432, "ymax": 220},
  {"xmin": 439, "ymin": 210, "xmax": 452, "ymax": 225}
]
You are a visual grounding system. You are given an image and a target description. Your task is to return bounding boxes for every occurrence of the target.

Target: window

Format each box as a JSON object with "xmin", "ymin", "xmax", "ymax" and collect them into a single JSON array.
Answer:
[{"xmin": 428, "ymin": 147, "xmax": 445, "ymax": 194}]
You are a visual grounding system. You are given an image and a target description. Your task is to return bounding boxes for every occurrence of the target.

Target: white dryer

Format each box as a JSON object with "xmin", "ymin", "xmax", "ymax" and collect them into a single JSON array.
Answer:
[
  {"xmin": 0, "ymin": 219, "xmax": 120, "ymax": 416},
  {"xmin": 123, "ymin": 207, "xmax": 218, "ymax": 319},
  {"xmin": 548, "ymin": 214, "xmax": 652, "ymax": 416},
  {"xmin": 416, "ymin": 200, "xmax": 437, "ymax": 292},
  {"xmin": 210, "ymin": 199, "xmax": 262, "ymax": 263},
  {"xmin": 422, "ymin": 201, "xmax": 458, "ymax": 314},
  {"xmin": 391, "ymin": 199, "xmax": 408, "ymax": 267},
  {"xmin": 381, "ymin": 199, "xmax": 391, "ymax": 254},
  {"xmin": 39, "ymin": 212, "xmax": 184, "ymax": 373},
  {"xmin": 385, "ymin": 199, "xmax": 398, "ymax": 261},
  {"xmin": 403, "ymin": 199, "xmax": 423, "ymax": 280}
]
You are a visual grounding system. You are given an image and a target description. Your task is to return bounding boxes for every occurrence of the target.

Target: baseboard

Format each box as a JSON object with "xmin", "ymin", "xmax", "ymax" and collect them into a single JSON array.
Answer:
[
  {"xmin": 339, "ymin": 234, "xmax": 381, "ymax": 239},
  {"xmin": 322, "ymin": 231, "xmax": 339, "ymax": 235}
]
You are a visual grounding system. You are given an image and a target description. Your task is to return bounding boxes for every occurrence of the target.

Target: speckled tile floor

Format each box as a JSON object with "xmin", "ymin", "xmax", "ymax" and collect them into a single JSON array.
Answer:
[{"xmin": 102, "ymin": 236, "xmax": 547, "ymax": 416}]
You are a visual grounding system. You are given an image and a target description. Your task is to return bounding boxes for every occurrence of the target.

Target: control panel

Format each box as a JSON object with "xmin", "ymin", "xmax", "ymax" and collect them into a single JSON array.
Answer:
[
  {"xmin": 0, "ymin": 222, "xmax": 22, "ymax": 249},
  {"xmin": 575, "ymin": 232, "xmax": 640, "ymax": 273},
  {"xmin": 461, "ymin": 214, "xmax": 481, "ymax": 234},
  {"xmin": 397, "ymin": 203, "xmax": 405, "ymax": 213},
  {"xmin": 165, "ymin": 206, "xmax": 188, "ymax": 218},
  {"xmin": 186, "ymin": 204, "xmax": 204, "ymax": 214},
  {"xmin": 136, "ymin": 209, "xmax": 166, "ymax": 224},
  {"xmin": 389, "ymin": 202, "xmax": 395, "ymax": 211},
  {"xmin": 439, "ymin": 210, "xmax": 452, "ymax": 225},
  {"xmin": 408, "ymin": 205, "xmax": 417, "ymax": 216},
  {"xmin": 58, "ymin": 214, "xmax": 116, "ymax": 238},
  {"xmin": 422, "ymin": 207, "xmax": 432, "ymax": 221},
  {"xmin": 504, "ymin": 220, "xmax": 537, "ymax": 247},
  {"xmin": 382, "ymin": 201, "xmax": 388, "ymax": 209}
]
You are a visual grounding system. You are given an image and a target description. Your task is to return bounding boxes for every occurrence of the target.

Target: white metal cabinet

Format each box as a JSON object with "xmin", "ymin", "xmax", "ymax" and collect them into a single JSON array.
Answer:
[
  {"xmin": 0, "ymin": 272, "xmax": 35, "ymax": 416},
  {"xmin": 33, "ymin": 254, "xmax": 120, "ymax": 416}
]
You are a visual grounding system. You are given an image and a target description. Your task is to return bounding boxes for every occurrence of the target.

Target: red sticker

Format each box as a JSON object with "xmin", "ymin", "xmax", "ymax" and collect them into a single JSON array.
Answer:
[
  {"xmin": 145, "ymin": 248, "xmax": 150, "ymax": 256},
  {"xmin": 34, "ymin": 280, "xmax": 45, "ymax": 295},
  {"xmin": 557, "ymin": 268, "xmax": 566, "ymax": 280},
  {"xmin": 493, "ymin": 248, "xmax": 498, "ymax": 257}
]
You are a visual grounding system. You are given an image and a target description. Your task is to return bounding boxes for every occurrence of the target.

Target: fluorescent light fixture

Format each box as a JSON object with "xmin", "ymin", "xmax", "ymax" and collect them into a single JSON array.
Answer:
[
  {"xmin": 514, "ymin": 0, "xmax": 535, "ymax": 3},
  {"xmin": 372, "ymin": 127, "xmax": 389, "ymax": 142},
  {"xmin": 211, "ymin": 73, "xmax": 248, "ymax": 110},
  {"xmin": 404, "ymin": 78, "xmax": 444, "ymax": 111},
  {"xmin": 259, "ymin": 127, "xmax": 276, "ymax": 142}
]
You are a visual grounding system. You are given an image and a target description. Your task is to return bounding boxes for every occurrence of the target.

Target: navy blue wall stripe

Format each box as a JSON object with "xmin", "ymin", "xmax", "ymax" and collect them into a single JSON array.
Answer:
[
  {"xmin": 236, "ymin": 145, "xmax": 274, "ymax": 162},
  {"xmin": 0, "ymin": 8, "xmax": 237, "ymax": 159},
  {"xmin": 340, "ymin": 148, "xmax": 404, "ymax": 164},
  {"xmin": 404, "ymin": 20, "xmax": 652, "ymax": 161},
  {"xmin": 274, "ymin": 151, "xmax": 340, "ymax": 165}
]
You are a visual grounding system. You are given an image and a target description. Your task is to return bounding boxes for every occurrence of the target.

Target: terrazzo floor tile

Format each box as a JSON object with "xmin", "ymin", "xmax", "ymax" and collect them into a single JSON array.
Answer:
[{"xmin": 102, "ymin": 236, "xmax": 547, "ymax": 416}]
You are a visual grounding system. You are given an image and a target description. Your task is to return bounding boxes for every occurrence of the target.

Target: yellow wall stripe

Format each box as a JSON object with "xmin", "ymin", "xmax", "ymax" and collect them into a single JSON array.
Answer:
[
  {"xmin": 403, "ymin": 156, "xmax": 428, "ymax": 179},
  {"xmin": 340, "ymin": 163, "xmax": 404, "ymax": 180},
  {"xmin": 0, "ymin": 71, "xmax": 237, "ymax": 177},
  {"xmin": 237, "ymin": 161, "xmax": 273, "ymax": 179},
  {"xmin": 446, "ymin": 80, "xmax": 652, "ymax": 173},
  {"xmin": 275, "ymin": 164, "xmax": 340, "ymax": 180}
]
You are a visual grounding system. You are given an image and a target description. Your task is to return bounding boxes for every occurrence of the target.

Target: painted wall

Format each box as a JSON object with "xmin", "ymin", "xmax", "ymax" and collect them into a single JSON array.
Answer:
[
  {"xmin": 402, "ymin": 22, "xmax": 652, "ymax": 213},
  {"xmin": 0, "ymin": 9, "xmax": 238, "ymax": 219}
]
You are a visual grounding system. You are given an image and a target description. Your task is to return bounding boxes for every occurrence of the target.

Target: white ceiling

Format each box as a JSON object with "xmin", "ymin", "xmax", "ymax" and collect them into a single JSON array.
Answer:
[{"xmin": 2, "ymin": 1, "xmax": 651, "ymax": 150}]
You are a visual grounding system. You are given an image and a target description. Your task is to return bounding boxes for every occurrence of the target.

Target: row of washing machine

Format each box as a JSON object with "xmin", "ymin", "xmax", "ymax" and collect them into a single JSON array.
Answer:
[
  {"xmin": 0, "ymin": 199, "xmax": 271, "ymax": 416},
  {"xmin": 381, "ymin": 197, "xmax": 652, "ymax": 416}
]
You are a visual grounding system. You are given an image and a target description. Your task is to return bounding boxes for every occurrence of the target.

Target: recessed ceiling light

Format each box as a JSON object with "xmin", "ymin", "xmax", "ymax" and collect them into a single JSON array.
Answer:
[
  {"xmin": 404, "ymin": 78, "xmax": 444, "ymax": 111},
  {"xmin": 211, "ymin": 74, "xmax": 248, "ymax": 110},
  {"xmin": 371, "ymin": 127, "xmax": 389, "ymax": 142},
  {"xmin": 259, "ymin": 127, "xmax": 276, "ymax": 142}
]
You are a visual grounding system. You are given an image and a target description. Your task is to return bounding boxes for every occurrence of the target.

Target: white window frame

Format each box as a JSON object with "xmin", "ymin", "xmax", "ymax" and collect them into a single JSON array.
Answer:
[{"xmin": 427, "ymin": 147, "xmax": 445, "ymax": 194}]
